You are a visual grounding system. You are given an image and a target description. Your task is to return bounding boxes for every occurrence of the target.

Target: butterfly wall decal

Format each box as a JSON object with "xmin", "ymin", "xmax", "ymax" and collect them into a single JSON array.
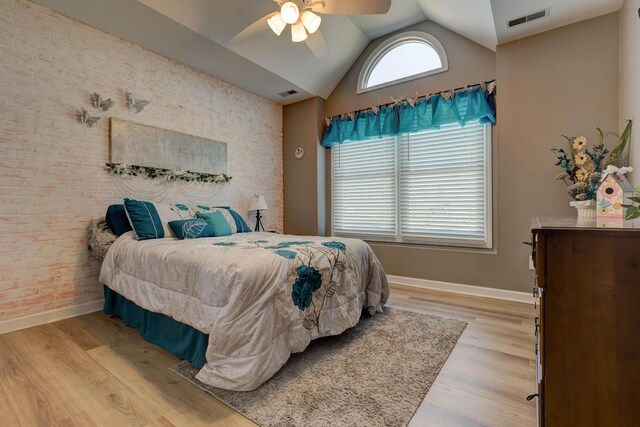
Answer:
[
  {"xmin": 89, "ymin": 92, "xmax": 115, "ymax": 111},
  {"xmin": 125, "ymin": 90, "xmax": 149, "ymax": 114},
  {"xmin": 77, "ymin": 107, "xmax": 101, "ymax": 127}
]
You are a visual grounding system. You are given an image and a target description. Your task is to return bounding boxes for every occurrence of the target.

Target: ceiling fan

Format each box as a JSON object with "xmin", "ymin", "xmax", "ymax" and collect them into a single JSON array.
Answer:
[{"xmin": 230, "ymin": 0, "xmax": 392, "ymax": 58}]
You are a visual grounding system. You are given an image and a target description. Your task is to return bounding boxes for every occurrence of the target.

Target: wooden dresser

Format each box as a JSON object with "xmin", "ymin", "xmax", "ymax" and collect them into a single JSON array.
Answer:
[{"xmin": 530, "ymin": 218, "xmax": 640, "ymax": 426}]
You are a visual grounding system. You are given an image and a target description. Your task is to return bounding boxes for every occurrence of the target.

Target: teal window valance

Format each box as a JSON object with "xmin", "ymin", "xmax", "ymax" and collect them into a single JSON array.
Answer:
[{"xmin": 322, "ymin": 86, "xmax": 496, "ymax": 148}]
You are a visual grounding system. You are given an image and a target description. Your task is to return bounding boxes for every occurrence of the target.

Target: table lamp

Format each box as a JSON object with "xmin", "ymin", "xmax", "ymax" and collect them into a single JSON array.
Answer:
[{"xmin": 249, "ymin": 195, "xmax": 268, "ymax": 232}]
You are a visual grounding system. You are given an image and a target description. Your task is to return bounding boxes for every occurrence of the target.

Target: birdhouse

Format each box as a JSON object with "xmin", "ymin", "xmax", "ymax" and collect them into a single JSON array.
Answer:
[{"xmin": 597, "ymin": 173, "xmax": 634, "ymax": 220}]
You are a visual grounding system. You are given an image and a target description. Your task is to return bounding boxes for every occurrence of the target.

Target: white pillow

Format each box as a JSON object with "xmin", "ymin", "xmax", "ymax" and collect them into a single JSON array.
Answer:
[{"xmin": 155, "ymin": 203, "xmax": 196, "ymax": 237}]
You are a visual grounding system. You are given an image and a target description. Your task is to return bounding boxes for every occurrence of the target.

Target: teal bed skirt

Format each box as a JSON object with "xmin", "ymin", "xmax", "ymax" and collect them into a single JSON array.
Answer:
[{"xmin": 103, "ymin": 286, "xmax": 208, "ymax": 368}]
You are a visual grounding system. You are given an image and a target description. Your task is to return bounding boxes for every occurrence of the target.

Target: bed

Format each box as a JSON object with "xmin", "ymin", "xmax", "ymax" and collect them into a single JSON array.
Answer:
[{"xmin": 98, "ymin": 230, "xmax": 389, "ymax": 391}]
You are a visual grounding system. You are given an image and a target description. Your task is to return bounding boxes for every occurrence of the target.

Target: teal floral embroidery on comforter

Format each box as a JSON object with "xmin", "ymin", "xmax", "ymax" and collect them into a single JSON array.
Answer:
[{"xmin": 211, "ymin": 238, "xmax": 349, "ymax": 332}]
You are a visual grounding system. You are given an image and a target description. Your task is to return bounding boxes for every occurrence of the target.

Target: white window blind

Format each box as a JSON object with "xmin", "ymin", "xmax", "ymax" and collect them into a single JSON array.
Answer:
[
  {"xmin": 332, "ymin": 136, "xmax": 397, "ymax": 237},
  {"xmin": 399, "ymin": 121, "xmax": 489, "ymax": 246},
  {"xmin": 332, "ymin": 120, "xmax": 491, "ymax": 248}
]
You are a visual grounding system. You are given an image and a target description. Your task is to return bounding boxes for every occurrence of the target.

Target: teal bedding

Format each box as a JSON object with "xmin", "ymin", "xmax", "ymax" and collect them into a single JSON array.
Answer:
[{"xmin": 103, "ymin": 286, "xmax": 208, "ymax": 368}]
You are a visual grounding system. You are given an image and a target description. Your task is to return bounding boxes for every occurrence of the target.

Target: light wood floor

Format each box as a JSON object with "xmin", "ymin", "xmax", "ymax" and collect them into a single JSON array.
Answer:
[{"xmin": 0, "ymin": 284, "xmax": 537, "ymax": 426}]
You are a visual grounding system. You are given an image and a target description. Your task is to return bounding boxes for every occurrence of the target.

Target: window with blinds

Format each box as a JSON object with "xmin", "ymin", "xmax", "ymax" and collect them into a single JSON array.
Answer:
[
  {"xmin": 332, "ymin": 120, "xmax": 491, "ymax": 248},
  {"xmin": 332, "ymin": 136, "xmax": 397, "ymax": 238}
]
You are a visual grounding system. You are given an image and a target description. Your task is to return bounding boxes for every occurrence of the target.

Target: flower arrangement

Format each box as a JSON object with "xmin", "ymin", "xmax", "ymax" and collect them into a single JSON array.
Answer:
[
  {"xmin": 552, "ymin": 121, "xmax": 633, "ymax": 201},
  {"xmin": 551, "ymin": 135, "xmax": 608, "ymax": 201}
]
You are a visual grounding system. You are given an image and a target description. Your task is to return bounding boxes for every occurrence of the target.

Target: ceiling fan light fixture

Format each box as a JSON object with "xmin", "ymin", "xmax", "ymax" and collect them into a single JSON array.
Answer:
[
  {"xmin": 301, "ymin": 11, "xmax": 321, "ymax": 34},
  {"xmin": 280, "ymin": 2, "xmax": 300, "ymax": 25},
  {"xmin": 291, "ymin": 21, "xmax": 308, "ymax": 42},
  {"xmin": 267, "ymin": 12, "xmax": 287, "ymax": 35}
]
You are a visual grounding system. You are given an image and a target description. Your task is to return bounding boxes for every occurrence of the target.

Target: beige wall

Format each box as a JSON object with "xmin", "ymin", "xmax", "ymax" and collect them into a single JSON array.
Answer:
[
  {"xmin": 620, "ymin": 0, "xmax": 640, "ymax": 185},
  {"xmin": 283, "ymin": 97, "xmax": 326, "ymax": 235},
  {"xmin": 326, "ymin": 20, "xmax": 496, "ymax": 116},
  {"xmin": 0, "ymin": 0, "xmax": 283, "ymax": 321},
  {"xmin": 289, "ymin": 14, "xmax": 620, "ymax": 292}
]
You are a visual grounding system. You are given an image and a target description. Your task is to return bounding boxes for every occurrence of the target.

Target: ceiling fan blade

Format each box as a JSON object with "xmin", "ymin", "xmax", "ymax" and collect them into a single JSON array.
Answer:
[
  {"xmin": 310, "ymin": 0, "xmax": 391, "ymax": 15},
  {"xmin": 230, "ymin": 12, "xmax": 278, "ymax": 43},
  {"xmin": 305, "ymin": 30, "xmax": 329, "ymax": 58}
]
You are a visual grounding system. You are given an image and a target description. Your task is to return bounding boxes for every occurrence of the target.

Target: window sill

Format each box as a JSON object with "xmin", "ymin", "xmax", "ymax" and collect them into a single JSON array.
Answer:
[
  {"xmin": 332, "ymin": 233, "xmax": 496, "ymax": 254},
  {"xmin": 365, "ymin": 239, "xmax": 496, "ymax": 255}
]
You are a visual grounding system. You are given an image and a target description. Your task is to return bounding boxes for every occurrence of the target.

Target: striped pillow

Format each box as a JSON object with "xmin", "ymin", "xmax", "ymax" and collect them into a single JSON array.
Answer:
[{"xmin": 124, "ymin": 199, "xmax": 164, "ymax": 240}]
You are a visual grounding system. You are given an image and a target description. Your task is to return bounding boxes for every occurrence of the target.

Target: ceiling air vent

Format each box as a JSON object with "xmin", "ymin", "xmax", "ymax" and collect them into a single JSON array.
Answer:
[
  {"xmin": 278, "ymin": 90, "xmax": 298, "ymax": 97},
  {"xmin": 508, "ymin": 8, "xmax": 549, "ymax": 28}
]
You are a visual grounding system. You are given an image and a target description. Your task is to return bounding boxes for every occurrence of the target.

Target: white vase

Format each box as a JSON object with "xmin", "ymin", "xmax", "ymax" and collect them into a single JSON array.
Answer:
[{"xmin": 570, "ymin": 200, "xmax": 597, "ymax": 220}]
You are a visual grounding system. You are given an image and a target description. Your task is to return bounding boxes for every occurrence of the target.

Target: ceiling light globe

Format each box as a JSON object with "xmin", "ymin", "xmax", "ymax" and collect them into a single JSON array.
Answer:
[
  {"xmin": 291, "ymin": 21, "xmax": 308, "ymax": 42},
  {"xmin": 267, "ymin": 12, "xmax": 287, "ymax": 36},
  {"xmin": 280, "ymin": 2, "xmax": 300, "ymax": 25},
  {"xmin": 301, "ymin": 11, "xmax": 321, "ymax": 34}
]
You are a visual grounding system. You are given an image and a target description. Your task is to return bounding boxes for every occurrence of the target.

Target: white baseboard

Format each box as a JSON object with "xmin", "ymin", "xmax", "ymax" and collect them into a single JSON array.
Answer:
[
  {"xmin": 387, "ymin": 274, "xmax": 534, "ymax": 304},
  {"xmin": 0, "ymin": 300, "xmax": 104, "ymax": 335}
]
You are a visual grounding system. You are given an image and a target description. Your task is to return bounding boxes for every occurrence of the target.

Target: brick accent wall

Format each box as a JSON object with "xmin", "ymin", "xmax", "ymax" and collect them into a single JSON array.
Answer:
[{"xmin": 0, "ymin": 0, "xmax": 284, "ymax": 321}]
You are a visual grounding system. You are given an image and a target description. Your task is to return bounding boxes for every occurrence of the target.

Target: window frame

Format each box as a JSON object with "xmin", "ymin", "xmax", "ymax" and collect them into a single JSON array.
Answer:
[
  {"xmin": 331, "ymin": 123, "xmax": 493, "ymax": 249},
  {"xmin": 357, "ymin": 31, "xmax": 449, "ymax": 94}
]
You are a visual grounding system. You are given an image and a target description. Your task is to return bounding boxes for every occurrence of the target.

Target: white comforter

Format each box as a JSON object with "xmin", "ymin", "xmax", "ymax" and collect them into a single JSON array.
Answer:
[{"xmin": 99, "ymin": 232, "xmax": 389, "ymax": 391}]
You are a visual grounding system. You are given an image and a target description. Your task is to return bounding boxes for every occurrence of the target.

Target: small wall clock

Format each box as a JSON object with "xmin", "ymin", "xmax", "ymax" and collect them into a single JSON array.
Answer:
[{"xmin": 295, "ymin": 147, "xmax": 305, "ymax": 159}]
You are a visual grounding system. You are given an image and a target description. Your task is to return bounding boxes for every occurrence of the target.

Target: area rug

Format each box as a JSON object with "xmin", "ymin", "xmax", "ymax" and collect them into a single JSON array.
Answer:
[{"xmin": 170, "ymin": 308, "xmax": 466, "ymax": 427}]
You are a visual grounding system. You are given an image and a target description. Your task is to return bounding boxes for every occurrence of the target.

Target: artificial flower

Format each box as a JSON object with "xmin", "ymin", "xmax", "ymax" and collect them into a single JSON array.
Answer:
[
  {"xmin": 575, "ymin": 168, "xmax": 589, "ymax": 181},
  {"xmin": 573, "ymin": 136, "xmax": 588, "ymax": 149},
  {"xmin": 589, "ymin": 172, "xmax": 602, "ymax": 183},
  {"xmin": 575, "ymin": 153, "xmax": 589, "ymax": 166},
  {"xmin": 568, "ymin": 182, "xmax": 587, "ymax": 192}
]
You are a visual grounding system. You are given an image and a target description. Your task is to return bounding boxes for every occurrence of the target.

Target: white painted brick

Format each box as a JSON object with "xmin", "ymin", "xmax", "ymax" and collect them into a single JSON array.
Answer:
[{"xmin": 0, "ymin": 0, "xmax": 284, "ymax": 320}]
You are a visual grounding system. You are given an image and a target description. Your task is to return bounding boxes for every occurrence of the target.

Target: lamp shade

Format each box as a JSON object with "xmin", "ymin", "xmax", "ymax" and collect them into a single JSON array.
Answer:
[
  {"xmin": 267, "ymin": 12, "xmax": 287, "ymax": 36},
  {"xmin": 249, "ymin": 195, "xmax": 268, "ymax": 211},
  {"xmin": 291, "ymin": 21, "xmax": 308, "ymax": 42},
  {"xmin": 301, "ymin": 11, "xmax": 321, "ymax": 34}
]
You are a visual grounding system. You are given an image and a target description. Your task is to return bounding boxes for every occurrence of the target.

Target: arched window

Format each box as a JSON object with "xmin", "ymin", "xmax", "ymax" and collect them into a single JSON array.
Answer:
[{"xmin": 357, "ymin": 31, "xmax": 448, "ymax": 94}]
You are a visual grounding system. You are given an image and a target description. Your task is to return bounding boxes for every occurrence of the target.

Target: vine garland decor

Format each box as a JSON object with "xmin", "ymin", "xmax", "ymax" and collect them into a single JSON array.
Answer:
[{"xmin": 105, "ymin": 163, "xmax": 231, "ymax": 184}]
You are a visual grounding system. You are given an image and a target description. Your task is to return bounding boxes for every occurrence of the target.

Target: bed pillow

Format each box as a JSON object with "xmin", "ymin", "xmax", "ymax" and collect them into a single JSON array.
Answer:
[
  {"xmin": 154, "ymin": 203, "xmax": 196, "ymax": 237},
  {"xmin": 169, "ymin": 219, "xmax": 215, "ymax": 240},
  {"xmin": 105, "ymin": 204, "xmax": 132, "ymax": 236},
  {"xmin": 196, "ymin": 212, "xmax": 232, "ymax": 237},
  {"xmin": 124, "ymin": 198, "xmax": 164, "ymax": 240},
  {"xmin": 215, "ymin": 206, "xmax": 252, "ymax": 233},
  {"xmin": 192, "ymin": 205, "xmax": 237, "ymax": 234}
]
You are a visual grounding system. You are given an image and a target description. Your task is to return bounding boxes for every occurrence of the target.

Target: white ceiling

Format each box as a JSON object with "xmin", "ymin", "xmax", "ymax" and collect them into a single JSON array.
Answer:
[{"xmin": 32, "ymin": 0, "xmax": 624, "ymax": 104}]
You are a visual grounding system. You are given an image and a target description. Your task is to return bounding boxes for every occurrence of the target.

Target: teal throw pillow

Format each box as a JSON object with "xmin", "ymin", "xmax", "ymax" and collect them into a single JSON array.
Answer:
[
  {"xmin": 196, "ymin": 211, "xmax": 232, "ymax": 237},
  {"xmin": 124, "ymin": 198, "xmax": 164, "ymax": 240},
  {"xmin": 169, "ymin": 219, "xmax": 215, "ymax": 240}
]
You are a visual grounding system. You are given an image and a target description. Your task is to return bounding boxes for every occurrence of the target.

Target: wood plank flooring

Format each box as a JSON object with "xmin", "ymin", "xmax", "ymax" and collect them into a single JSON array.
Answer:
[{"xmin": 0, "ymin": 284, "xmax": 537, "ymax": 426}]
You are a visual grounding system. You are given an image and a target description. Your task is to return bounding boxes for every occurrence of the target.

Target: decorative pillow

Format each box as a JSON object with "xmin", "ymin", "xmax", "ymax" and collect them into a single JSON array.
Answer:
[
  {"xmin": 88, "ymin": 216, "xmax": 117, "ymax": 260},
  {"xmin": 192, "ymin": 205, "xmax": 237, "ymax": 234},
  {"xmin": 124, "ymin": 198, "xmax": 164, "ymax": 240},
  {"xmin": 215, "ymin": 206, "xmax": 252, "ymax": 233},
  {"xmin": 154, "ymin": 203, "xmax": 196, "ymax": 237},
  {"xmin": 196, "ymin": 212, "xmax": 232, "ymax": 237},
  {"xmin": 105, "ymin": 204, "xmax": 132, "ymax": 236},
  {"xmin": 169, "ymin": 219, "xmax": 215, "ymax": 240}
]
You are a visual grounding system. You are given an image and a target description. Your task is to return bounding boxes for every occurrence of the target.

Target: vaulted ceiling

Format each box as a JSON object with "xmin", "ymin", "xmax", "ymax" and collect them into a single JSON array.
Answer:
[{"xmin": 32, "ymin": 0, "xmax": 623, "ymax": 104}]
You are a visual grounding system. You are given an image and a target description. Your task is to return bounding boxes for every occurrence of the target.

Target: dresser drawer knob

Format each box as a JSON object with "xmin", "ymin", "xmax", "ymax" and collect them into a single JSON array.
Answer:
[{"xmin": 526, "ymin": 393, "xmax": 539, "ymax": 401}]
